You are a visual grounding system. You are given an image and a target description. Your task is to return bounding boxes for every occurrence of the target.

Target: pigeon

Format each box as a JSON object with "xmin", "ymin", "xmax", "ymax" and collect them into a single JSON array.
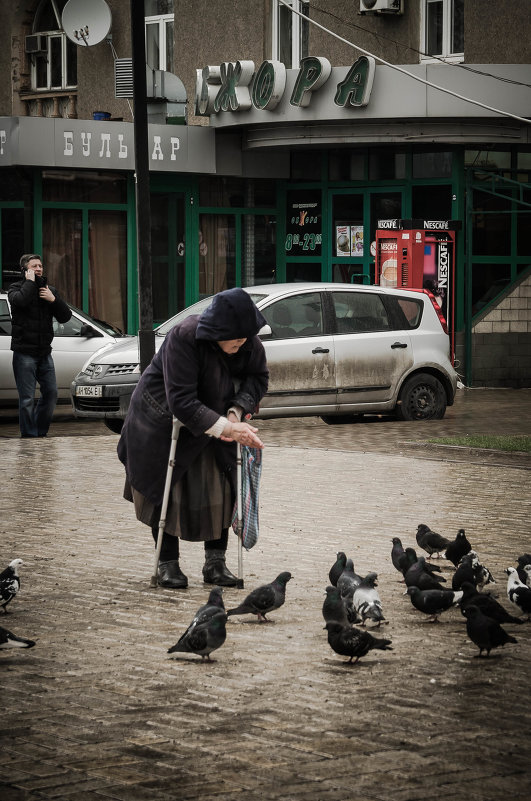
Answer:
[
  {"xmin": 336, "ymin": 559, "xmax": 363, "ymax": 597},
  {"xmin": 445, "ymin": 528, "xmax": 472, "ymax": 567},
  {"xmin": 353, "ymin": 573, "xmax": 386, "ymax": 626},
  {"xmin": 0, "ymin": 559, "xmax": 24, "ymax": 613},
  {"xmin": 506, "ymin": 567, "xmax": 531, "ymax": 619},
  {"xmin": 404, "ymin": 556, "xmax": 446, "ymax": 591},
  {"xmin": 516, "ymin": 554, "xmax": 531, "ymax": 585},
  {"xmin": 459, "ymin": 581, "xmax": 524, "ymax": 625},
  {"xmin": 167, "ymin": 610, "xmax": 227, "ymax": 661},
  {"xmin": 0, "ymin": 625, "xmax": 35, "ymax": 650},
  {"xmin": 391, "ymin": 538, "xmax": 406, "ymax": 574},
  {"xmin": 174, "ymin": 587, "xmax": 225, "ymax": 645},
  {"xmin": 463, "ymin": 605, "xmax": 518, "ymax": 657},
  {"xmin": 521, "ymin": 564, "xmax": 531, "ymax": 588},
  {"xmin": 452, "ymin": 551, "xmax": 494, "ymax": 591},
  {"xmin": 406, "ymin": 586, "xmax": 463, "ymax": 622},
  {"xmin": 416, "ymin": 524, "xmax": 452, "ymax": 559},
  {"xmin": 322, "ymin": 585, "xmax": 360, "ymax": 626},
  {"xmin": 227, "ymin": 571, "xmax": 292, "ymax": 622},
  {"xmin": 329, "ymin": 552, "xmax": 348, "ymax": 587},
  {"xmin": 399, "ymin": 548, "xmax": 443, "ymax": 578},
  {"xmin": 325, "ymin": 621, "xmax": 392, "ymax": 664}
]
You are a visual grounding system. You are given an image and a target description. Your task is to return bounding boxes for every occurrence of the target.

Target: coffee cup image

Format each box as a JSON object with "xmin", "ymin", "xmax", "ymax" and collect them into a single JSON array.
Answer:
[
  {"xmin": 381, "ymin": 258, "xmax": 397, "ymax": 285},
  {"xmin": 337, "ymin": 233, "xmax": 349, "ymax": 252}
]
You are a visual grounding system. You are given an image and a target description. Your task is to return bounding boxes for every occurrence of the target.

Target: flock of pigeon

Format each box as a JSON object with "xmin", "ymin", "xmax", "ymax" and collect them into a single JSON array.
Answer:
[{"xmin": 2, "ymin": 525, "xmax": 530, "ymax": 663}]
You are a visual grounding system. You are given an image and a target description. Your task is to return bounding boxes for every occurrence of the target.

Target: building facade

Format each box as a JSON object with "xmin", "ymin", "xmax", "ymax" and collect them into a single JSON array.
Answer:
[{"xmin": 1, "ymin": 0, "xmax": 530, "ymax": 386}]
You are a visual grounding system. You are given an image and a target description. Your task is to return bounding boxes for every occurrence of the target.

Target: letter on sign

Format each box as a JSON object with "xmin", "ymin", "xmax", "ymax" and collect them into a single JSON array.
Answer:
[
  {"xmin": 252, "ymin": 60, "xmax": 286, "ymax": 110},
  {"xmin": 290, "ymin": 57, "xmax": 331, "ymax": 108},
  {"xmin": 196, "ymin": 65, "xmax": 221, "ymax": 116},
  {"xmin": 334, "ymin": 56, "xmax": 375, "ymax": 108},
  {"xmin": 214, "ymin": 60, "xmax": 255, "ymax": 113}
]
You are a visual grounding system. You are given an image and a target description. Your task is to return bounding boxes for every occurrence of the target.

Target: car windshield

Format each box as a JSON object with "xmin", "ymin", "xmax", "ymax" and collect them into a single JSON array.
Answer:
[
  {"xmin": 68, "ymin": 304, "xmax": 124, "ymax": 337},
  {"xmin": 155, "ymin": 292, "xmax": 270, "ymax": 336}
]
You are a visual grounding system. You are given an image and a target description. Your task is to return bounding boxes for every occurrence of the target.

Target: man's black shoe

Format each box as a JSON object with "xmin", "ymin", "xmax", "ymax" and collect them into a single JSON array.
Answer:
[
  {"xmin": 202, "ymin": 558, "xmax": 240, "ymax": 587},
  {"xmin": 158, "ymin": 560, "xmax": 188, "ymax": 588}
]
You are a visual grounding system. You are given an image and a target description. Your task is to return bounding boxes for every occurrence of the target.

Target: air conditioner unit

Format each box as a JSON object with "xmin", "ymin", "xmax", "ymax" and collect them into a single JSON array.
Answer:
[
  {"xmin": 360, "ymin": 0, "xmax": 403, "ymax": 14},
  {"xmin": 25, "ymin": 34, "xmax": 47, "ymax": 54}
]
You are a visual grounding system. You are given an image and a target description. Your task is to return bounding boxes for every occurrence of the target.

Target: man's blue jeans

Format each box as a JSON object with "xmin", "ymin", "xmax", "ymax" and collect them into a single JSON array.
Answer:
[{"xmin": 12, "ymin": 352, "xmax": 58, "ymax": 437}]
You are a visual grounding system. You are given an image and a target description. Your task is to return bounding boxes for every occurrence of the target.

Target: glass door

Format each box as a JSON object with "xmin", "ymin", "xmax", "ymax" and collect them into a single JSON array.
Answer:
[{"xmin": 150, "ymin": 192, "xmax": 186, "ymax": 324}]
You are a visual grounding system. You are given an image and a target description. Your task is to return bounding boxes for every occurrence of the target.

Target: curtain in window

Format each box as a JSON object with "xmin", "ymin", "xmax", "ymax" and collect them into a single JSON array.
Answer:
[
  {"xmin": 198, "ymin": 214, "xmax": 235, "ymax": 297},
  {"xmin": 42, "ymin": 209, "xmax": 82, "ymax": 308},
  {"xmin": 89, "ymin": 211, "xmax": 127, "ymax": 332}
]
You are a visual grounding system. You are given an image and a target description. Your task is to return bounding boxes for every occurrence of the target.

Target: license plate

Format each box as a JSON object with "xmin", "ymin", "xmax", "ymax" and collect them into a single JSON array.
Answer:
[{"xmin": 76, "ymin": 385, "xmax": 102, "ymax": 397}]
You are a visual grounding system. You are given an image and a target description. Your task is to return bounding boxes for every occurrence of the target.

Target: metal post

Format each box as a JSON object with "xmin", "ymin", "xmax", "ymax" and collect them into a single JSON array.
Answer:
[{"xmin": 130, "ymin": 0, "xmax": 155, "ymax": 372}]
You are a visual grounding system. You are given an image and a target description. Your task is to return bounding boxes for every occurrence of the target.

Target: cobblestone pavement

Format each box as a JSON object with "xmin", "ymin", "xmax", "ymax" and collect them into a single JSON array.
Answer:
[{"xmin": 1, "ymin": 389, "xmax": 530, "ymax": 800}]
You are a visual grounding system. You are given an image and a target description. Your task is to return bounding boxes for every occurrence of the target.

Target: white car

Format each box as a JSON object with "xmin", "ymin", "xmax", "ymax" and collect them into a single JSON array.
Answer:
[
  {"xmin": 71, "ymin": 282, "xmax": 458, "ymax": 430},
  {"xmin": 0, "ymin": 290, "xmax": 128, "ymax": 403}
]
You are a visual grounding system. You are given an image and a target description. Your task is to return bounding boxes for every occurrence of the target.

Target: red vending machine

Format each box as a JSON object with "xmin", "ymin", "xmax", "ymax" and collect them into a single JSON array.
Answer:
[{"xmin": 375, "ymin": 219, "xmax": 459, "ymax": 360}]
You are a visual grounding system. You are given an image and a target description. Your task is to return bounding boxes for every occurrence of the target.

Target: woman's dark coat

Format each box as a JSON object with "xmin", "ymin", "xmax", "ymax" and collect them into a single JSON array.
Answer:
[{"xmin": 117, "ymin": 291, "xmax": 268, "ymax": 507}]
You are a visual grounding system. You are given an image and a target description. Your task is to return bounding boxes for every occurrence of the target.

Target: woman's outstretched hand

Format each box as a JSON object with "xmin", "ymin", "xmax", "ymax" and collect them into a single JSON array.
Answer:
[{"xmin": 221, "ymin": 420, "xmax": 264, "ymax": 449}]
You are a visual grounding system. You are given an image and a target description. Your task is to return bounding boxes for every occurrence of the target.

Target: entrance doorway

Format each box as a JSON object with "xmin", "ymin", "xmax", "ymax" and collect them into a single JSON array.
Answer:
[{"xmin": 150, "ymin": 192, "xmax": 186, "ymax": 325}]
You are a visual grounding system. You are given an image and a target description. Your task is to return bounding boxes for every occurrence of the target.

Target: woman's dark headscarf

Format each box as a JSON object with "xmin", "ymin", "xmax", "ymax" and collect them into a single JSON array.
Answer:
[{"xmin": 195, "ymin": 288, "xmax": 267, "ymax": 341}]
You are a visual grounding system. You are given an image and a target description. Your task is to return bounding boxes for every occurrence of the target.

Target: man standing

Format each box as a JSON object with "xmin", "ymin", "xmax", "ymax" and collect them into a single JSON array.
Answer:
[{"xmin": 8, "ymin": 254, "xmax": 71, "ymax": 438}]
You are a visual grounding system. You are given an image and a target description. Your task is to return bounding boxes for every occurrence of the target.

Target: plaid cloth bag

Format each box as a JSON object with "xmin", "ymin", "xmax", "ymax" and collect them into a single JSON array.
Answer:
[{"xmin": 232, "ymin": 445, "xmax": 262, "ymax": 550}]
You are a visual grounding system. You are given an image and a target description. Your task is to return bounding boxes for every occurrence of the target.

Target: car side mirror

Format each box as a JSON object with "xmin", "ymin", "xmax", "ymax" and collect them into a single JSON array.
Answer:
[
  {"xmin": 79, "ymin": 323, "xmax": 103, "ymax": 338},
  {"xmin": 258, "ymin": 323, "xmax": 272, "ymax": 338}
]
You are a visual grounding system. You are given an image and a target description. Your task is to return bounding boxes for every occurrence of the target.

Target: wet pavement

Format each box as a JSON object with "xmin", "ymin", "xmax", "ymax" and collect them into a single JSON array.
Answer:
[{"xmin": 1, "ymin": 388, "xmax": 530, "ymax": 800}]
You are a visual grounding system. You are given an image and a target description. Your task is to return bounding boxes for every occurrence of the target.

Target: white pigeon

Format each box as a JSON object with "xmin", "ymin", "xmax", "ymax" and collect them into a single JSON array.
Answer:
[
  {"xmin": 353, "ymin": 572, "xmax": 386, "ymax": 627},
  {"xmin": 0, "ymin": 559, "xmax": 24, "ymax": 613},
  {"xmin": 0, "ymin": 625, "xmax": 35, "ymax": 650},
  {"xmin": 506, "ymin": 567, "xmax": 531, "ymax": 620}
]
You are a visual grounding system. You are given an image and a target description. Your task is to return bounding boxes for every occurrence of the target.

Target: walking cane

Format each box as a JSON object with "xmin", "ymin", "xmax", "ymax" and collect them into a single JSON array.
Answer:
[
  {"xmin": 235, "ymin": 441, "xmax": 245, "ymax": 589},
  {"xmin": 150, "ymin": 416, "xmax": 180, "ymax": 588}
]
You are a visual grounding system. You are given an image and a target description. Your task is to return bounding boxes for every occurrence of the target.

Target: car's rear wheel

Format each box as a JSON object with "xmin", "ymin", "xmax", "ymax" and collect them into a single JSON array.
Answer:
[
  {"xmin": 104, "ymin": 418, "xmax": 124, "ymax": 434},
  {"xmin": 321, "ymin": 414, "xmax": 362, "ymax": 425},
  {"xmin": 396, "ymin": 373, "xmax": 446, "ymax": 421}
]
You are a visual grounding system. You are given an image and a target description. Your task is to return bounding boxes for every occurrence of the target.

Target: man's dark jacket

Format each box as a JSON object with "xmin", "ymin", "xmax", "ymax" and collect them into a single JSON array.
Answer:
[
  {"xmin": 117, "ymin": 290, "xmax": 269, "ymax": 506},
  {"xmin": 8, "ymin": 277, "xmax": 71, "ymax": 357}
]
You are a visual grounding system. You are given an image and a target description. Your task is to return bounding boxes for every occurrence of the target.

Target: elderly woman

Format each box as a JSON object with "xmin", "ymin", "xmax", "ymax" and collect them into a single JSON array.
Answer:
[{"xmin": 117, "ymin": 288, "xmax": 268, "ymax": 588}]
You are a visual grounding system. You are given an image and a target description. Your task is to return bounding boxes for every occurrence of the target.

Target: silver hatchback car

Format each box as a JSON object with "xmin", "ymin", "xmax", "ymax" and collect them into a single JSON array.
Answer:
[{"xmin": 71, "ymin": 283, "xmax": 458, "ymax": 429}]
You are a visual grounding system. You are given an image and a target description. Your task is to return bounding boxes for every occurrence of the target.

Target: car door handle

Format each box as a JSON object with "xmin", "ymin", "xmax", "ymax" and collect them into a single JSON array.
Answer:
[
  {"xmin": 391, "ymin": 341, "xmax": 408, "ymax": 349},
  {"xmin": 312, "ymin": 347, "xmax": 329, "ymax": 354}
]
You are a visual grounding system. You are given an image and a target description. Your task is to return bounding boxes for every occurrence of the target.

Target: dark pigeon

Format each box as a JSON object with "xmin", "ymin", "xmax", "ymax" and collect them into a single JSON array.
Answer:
[
  {"xmin": 463, "ymin": 605, "xmax": 518, "ymax": 657},
  {"xmin": 521, "ymin": 564, "xmax": 531, "ymax": 588},
  {"xmin": 337, "ymin": 558, "xmax": 363, "ymax": 598},
  {"xmin": 0, "ymin": 559, "xmax": 23, "ymax": 613},
  {"xmin": 353, "ymin": 573, "xmax": 386, "ymax": 626},
  {"xmin": 404, "ymin": 556, "xmax": 446, "ymax": 591},
  {"xmin": 167, "ymin": 610, "xmax": 227, "ymax": 661},
  {"xmin": 322, "ymin": 585, "xmax": 360, "ymax": 626},
  {"xmin": 391, "ymin": 538, "xmax": 406, "ymax": 574},
  {"xmin": 400, "ymin": 548, "xmax": 443, "ymax": 578},
  {"xmin": 452, "ymin": 551, "xmax": 494, "ymax": 591},
  {"xmin": 407, "ymin": 586, "xmax": 463, "ymax": 622},
  {"xmin": 445, "ymin": 528, "xmax": 472, "ymax": 567},
  {"xmin": 416, "ymin": 524, "xmax": 452, "ymax": 559},
  {"xmin": 516, "ymin": 554, "xmax": 531, "ymax": 584},
  {"xmin": 459, "ymin": 581, "xmax": 524, "ymax": 625},
  {"xmin": 0, "ymin": 625, "xmax": 35, "ymax": 650},
  {"xmin": 227, "ymin": 571, "xmax": 292, "ymax": 622},
  {"xmin": 325, "ymin": 621, "xmax": 392, "ymax": 664},
  {"xmin": 329, "ymin": 552, "xmax": 348, "ymax": 587},
  {"xmin": 506, "ymin": 567, "xmax": 531, "ymax": 619},
  {"xmin": 174, "ymin": 587, "xmax": 225, "ymax": 645}
]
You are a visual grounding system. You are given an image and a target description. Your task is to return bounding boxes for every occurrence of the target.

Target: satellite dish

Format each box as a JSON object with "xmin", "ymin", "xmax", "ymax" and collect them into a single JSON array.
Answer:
[{"xmin": 62, "ymin": 0, "xmax": 112, "ymax": 47}]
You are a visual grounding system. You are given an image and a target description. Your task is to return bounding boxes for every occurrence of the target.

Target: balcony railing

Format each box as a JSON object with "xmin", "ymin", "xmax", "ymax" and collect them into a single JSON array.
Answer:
[{"xmin": 20, "ymin": 90, "xmax": 78, "ymax": 119}]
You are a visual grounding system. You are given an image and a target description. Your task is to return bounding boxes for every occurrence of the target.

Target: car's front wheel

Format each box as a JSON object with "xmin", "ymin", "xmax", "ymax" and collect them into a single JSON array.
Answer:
[{"xmin": 396, "ymin": 373, "xmax": 446, "ymax": 421}]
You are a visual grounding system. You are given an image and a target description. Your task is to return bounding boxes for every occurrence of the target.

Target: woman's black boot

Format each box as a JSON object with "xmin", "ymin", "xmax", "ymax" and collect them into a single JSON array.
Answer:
[
  {"xmin": 202, "ymin": 549, "xmax": 240, "ymax": 587},
  {"xmin": 158, "ymin": 560, "xmax": 188, "ymax": 589}
]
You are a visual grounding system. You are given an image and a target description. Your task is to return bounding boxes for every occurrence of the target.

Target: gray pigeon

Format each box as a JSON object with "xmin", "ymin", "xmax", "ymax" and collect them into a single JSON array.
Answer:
[
  {"xmin": 416, "ymin": 524, "xmax": 452, "ymax": 559},
  {"xmin": 0, "ymin": 559, "xmax": 23, "ymax": 613},
  {"xmin": 325, "ymin": 621, "xmax": 392, "ymax": 664},
  {"xmin": 167, "ymin": 610, "xmax": 227, "ymax": 661},
  {"xmin": 174, "ymin": 587, "xmax": 225, "ymax": 645},
  {"xmin": 329, "ymin": 552, "xmax": 348, "ymax": 587},
  {"xmin": 463, "ymin": 604, "xmax": 518, "ymax": 658},
  {"xmin": 0, "ymin": 625, "xmax": 35, "ymax": 650},
  {"xmin": 227, "ymin": 572, "xmax": 292, "ymax": 622},
  {"xmin": 337, "ymin": 559, "xmax": 363, "ymax": 598},
  {"xmin": 322, "ymin": 585, "xmax": 359, "ymax": 626},
  {"xmin": 353, "ymin": 573, "xmax": 386, "ymax": 626},
  {"xmin": 506, "ymin": 567, "xmax": 531, "ymax": 619},
  {"xmin": 407, "ymin": 586, "xmax": 463, "ymax": 622}
]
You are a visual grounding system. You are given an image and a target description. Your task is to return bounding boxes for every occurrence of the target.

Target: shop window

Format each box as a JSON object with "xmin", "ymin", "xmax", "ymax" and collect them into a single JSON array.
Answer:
[
  {"xmin": 422, "ymin": 0, "xmax": 464, "ymax": 61},
  {"xmin": 412, "ymin": 185, "xmax": 452, "ymax": 219},
  {"xmin": 199, "ymin": 177, "xmax": 275, "ymax": 208},
  {"xmin": 145, "ymin": 0, "xmax": 174, "ymax": 72},
  {"xmin": 31, "ymin": 0, "xmax": 77, "ymax": 91},
  {"xmin": 412, "ymin": 152, "xmax": 453, "ymax": 179},
  {"xmin": 0, "ymin": 208, "xmax": 25, "ymax": 290},
  {"xmin": 465, "ymin": 150, "xmax": 511, "ymax": 174},
  {"xmin": 472, "ymin": 190, "xmax": 511, "ymax": 257},
  {"xmin": 42, "ymin": 171, "xmax": 127, "ymax": 203},
  {"xmin": 199, "ymin": 215, "xmax": 236, "ymax": 297},
  {"xmin": 286, "ymin": 263, "xmax": 321, "ymax": 282},
  {"xmin": 272, "ymin": 1, "xmax": 309, "ymax": 68},
  {"xmin": 369, "ymin": 151, "xmax": 406, "ymax": 181},
  {"xmin": 472, "ymin": 264, "xmax": 511, "ymax": 316},
  {"xmin": 242, "ymin": 215, "xmax": 277, "ymax": 287},
  {"xmin": 291, "ymin": 151, "xmax": 322, "ymax": 181},
  {"xmin": 329, "ymin": 151, "xmax": 365, "ymax": 182}
]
